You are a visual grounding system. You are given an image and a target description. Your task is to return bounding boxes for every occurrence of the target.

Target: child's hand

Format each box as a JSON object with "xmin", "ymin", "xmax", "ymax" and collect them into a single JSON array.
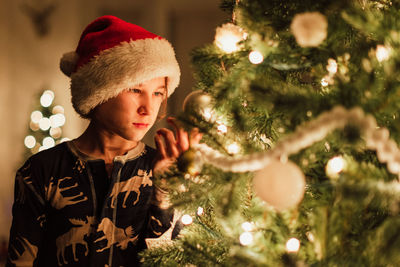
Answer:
[{"xmin": 153, "ymin": 117, "xmax": 202, "ymax": 178}]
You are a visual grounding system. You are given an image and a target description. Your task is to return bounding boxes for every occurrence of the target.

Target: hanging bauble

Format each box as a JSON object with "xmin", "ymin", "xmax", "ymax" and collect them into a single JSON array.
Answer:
[
  {"xmin": 253, "ymin": 159, "xmax": 306, "ymax": 211},
  {"xmin": 177, "ymin": 148, "xmax": 202, "ymax": 175},
  {"xmin": 290, "ymin": 12, "xmax": 328, "ymax": 47},
  {"xmin": 182, "ymin": 90, "xmax": 213, "ymax": 120}
]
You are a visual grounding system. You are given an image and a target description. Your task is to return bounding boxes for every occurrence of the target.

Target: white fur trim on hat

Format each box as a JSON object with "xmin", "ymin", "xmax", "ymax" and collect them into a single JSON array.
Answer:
[
  {"xmin": 60, "ymin": 51, "xmax": 79, "ymax": 77},
  {"xmin": 70, "ymin": 38, "xmax": 180, "ymax": 117}
]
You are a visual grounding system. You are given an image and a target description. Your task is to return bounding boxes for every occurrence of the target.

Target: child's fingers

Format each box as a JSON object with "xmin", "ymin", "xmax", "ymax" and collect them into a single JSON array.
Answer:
[
  {"xmin": 157, "ymin": 128, "xmax": 180, "ymax": 158},
  {"xmin": 154, "ymin": 134, "xmax": 167, "ymax": 158},
  {"xmin": 167, "ymin": 117, "xmax": 189, "ymax": 151},
  {"xmin": 190, "ymin": 128, "xmax": 203, "ymax": 145}
]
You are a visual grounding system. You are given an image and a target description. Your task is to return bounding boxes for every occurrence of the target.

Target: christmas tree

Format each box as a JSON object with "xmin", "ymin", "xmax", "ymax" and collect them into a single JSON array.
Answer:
[
  {"xmin": 142, "ymin": 0, "xmax": 400, "ymax": 266},
  {"xmin": 23, "ymin": 89, "xmax": 68, "ymax": 159}
]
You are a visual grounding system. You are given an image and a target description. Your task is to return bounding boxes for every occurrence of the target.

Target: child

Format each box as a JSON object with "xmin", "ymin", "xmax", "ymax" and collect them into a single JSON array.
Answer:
[{"xmin": 7, "ymin": 15, "xmax": 199, "ymax": 267}]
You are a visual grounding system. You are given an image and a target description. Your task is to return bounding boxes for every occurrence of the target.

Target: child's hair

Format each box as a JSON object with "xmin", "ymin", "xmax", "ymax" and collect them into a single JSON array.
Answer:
[{"xmin": 156, "ymin": 77, "xmax": 169, "ymax": 121}]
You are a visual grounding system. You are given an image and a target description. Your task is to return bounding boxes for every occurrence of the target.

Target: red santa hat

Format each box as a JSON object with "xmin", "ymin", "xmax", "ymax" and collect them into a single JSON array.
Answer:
[{"xmin": 60, "ymin": 15, "xmax": 180, "ymax": 117}]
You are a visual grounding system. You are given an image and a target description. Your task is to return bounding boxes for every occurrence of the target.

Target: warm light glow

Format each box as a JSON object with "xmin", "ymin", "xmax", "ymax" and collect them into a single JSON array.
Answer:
[
  {"xmin": 227, "ymin": 142, "xmax": 240, "ymax": 154},
  {"xmin": 24, "ymin": 135, "xmax": 36, "ymax": 149},
  {"xmin": 52, "ymin": 105, "xmax": 64, "ymax": 114},
  {"xmin": 40, "ymin": 90, "xmax": 54, "ymax": 107},
  {"xmin": 214, "ymin": 23, "xmax": 245, "ymax": 53},
  {"xmin": 286, "ymin": 238, "xmax": 300, "ymax": 252},
  {"xmin": 60, "ymin": 137, "xmax": 71, "ymax": 143},
  {"xmin": 249, "ymin": 50, "xmax": 264, "ymax": 64},
  {"xmin": 30, "ymin": 121, "xmax": 40, "ymax": 131},
  {"xmin": 326, "ymin": 156, "xmax": 345, "ymax": 177},
  {"xmin": 239, "ymin": 232, "xmax": 253, "ymax": 246},
  {"xmin": 30, "ymin": 110, "xmax": 43, "ymax": 123},
  {"xmin": 50, "ymin": 127, "xmax": 62, "ymax": 139},
  {"xmin": 42, "ymin": 137, "xmax": 55, "ymax": 149},
  {"xmin": 321, "ymin": 78, "xmax": 329, "ymax": 87},
  {"xmin": 376, "ymin": 45, "xmax": 390, "ymax": 62},
  {"xmin": 50, "ymin": 114, "xmax": 66, "ymax": 128},
  {"xmin": 241, "ymin": 222, "xmax": 254, "ymax": 232},
  {"xmin": 197, "ymin": 207, "xmax": 204, "ymax": 216},
  {"xmin": 203, "ymin": 108, "xmax": 213, "ymax": 120},
  {"xmin": 38, "ymin": 146, "xmax": 46, "ymax": 152},
  {"xmin": 326, "ymin": 58, "xmax": 337, "ymax": 74},
  {"xmin": 217, "ymin": 124, "xmax": 228, "ymax": 134},
  {"xmin": 39, "ymin": 118, "xmax": 51, "ymax": 131},
  {"xmin": 181, "ymin": 214, "xmax": 193, "ymax": 225},
  {"xmin": 306, "ymin": 232, "xmax": 315, "ymax": 242}
]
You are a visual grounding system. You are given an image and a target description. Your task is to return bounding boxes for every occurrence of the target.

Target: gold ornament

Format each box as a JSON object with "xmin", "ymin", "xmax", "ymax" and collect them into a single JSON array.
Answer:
[
  {"xmin": 253, "ymin": 159, "xmax": 306, "ymax": 211},
  {"xmin": 182, "ymin": 90, "xmax": 213, "ymax": 120},
  {"xmin": 177, "ymin": 148, "xmax": 199, "ymax": 175}
]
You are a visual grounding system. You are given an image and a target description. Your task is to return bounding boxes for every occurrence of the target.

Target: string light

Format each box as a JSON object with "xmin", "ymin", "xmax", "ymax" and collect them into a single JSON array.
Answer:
[
  {"xmin": 326, "ymin": 58, "xmax": 337, "ymax": 74},
  {"xmin": 24, "ymin": 135, "xmax": 36, "ymax": 149},
  {"xmin": 239, "ymin": 232, "xmax": 253, "ymax": 246},
  {"xmin": 52, "ymin": 105, "xmax": 64, "ymax": 114},
  {"xmin": 376, "ymin": 45, "xmax": 390, "ymax": 62},
  {"xmin": 39, "ymin": 117, "xmax": 51, "ymax": 131},
  {"xmin": 60, "ymin": 137, "xmax": 71, "ymax": 143},
  {"xmin": 249, "ymin": 50, "xmax": 264, "ymax": 64},
  {"xmin": 181, "ymin": 214, "xmax": 193, "ymax": 225},
  {"xmin": 40, "ymin": 90, "xmax": 54, "ymax": 107},
  {"xmin": 217, "ymin": 123, "xmax": 228, "ymax": 134},
  {"xmin": 42, "ymin": 136, "xmax": 55, "ymax": 149},
  {"xmin": 203, "ymin": 108, "xmax": 213, "ymax": 120},
  {"xmin": 320, "ymin": 78, "xmax": 329, "ymax": 87},
  {"xmin": 214, "ymin": 23, "xmax": 246, "ymax": 53},
  {"xmin": 50, "ymin": 114, "xmax": 66, "ymax": 128},
  {"xmin": 30, "ymin": 110, "xmax": 43, "ymax": 123},
  {"xmin": 197, "ymin": 207, "xmax": 204, "ymax": 216},
  {"xmin": 286, "ymin": 238, "xmax": 300, "ymax": 253},
  {"xmin": 241, "ymin": 222, "xmax": 254, "ymax": 232},
  {"xmin": 227, "ymin": 142, "xmax": 240, "ymax": 154},
  {"xmin": 50, "ymin": 127, "xmax": 62, "ymax": 139},
  {"xmin": 30, "ymin": 121, "xmax": 40, "ymax": 131},
  {"xmin": 326, "ymin": 156, "xmax": 345, "ymax": 178}
]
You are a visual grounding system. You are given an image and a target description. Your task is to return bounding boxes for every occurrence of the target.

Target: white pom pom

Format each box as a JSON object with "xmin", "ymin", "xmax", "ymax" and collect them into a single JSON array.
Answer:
[
  {"xmin": 290, "ymin": 12, "xmax": 328, "ymax": 47},
  {"xmin": 60, "ymin": 51, "xmax": 79, "ymax": 77}
]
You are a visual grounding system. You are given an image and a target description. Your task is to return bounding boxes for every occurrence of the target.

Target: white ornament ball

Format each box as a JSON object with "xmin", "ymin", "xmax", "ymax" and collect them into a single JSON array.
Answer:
[
  {"xmin": 182, "ymin": 90, "xmax": 213, "ymax": 118},
  {"xmin": 253, "ymin": 159, "xmax": 306, "ymax": 211},
  {"xmin": 290, "ymin": 12, "xmax": 328, "ymax": 47}
]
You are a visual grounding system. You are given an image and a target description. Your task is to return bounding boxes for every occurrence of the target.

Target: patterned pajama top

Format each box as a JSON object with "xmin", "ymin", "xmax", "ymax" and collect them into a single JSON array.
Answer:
[{"xmin": 7, "ymin": 141, "xmax": 173, "ymax": 267}]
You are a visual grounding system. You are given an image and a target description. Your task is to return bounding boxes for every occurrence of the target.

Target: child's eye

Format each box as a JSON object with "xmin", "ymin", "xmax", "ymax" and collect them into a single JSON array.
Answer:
[
  {"xmin": 154, "ymin": 91, "xmax": 164, "ymax": 97},
  {"xmin": 130, "ymin": 88, "xmax": 141, "ymax": 93}
]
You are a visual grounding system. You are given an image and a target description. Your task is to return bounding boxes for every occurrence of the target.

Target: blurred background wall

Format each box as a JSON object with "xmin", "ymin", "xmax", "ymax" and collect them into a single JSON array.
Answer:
[{"xmin": 0, "ymin": 0, "xmax": 228, "ymax": 256}]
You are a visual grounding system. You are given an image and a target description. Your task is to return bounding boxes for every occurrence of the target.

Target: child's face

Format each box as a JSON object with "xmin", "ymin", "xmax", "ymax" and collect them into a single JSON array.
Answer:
[{"xmin": 92, "ymin": 77, "xmax": 166, "ymax": 142}]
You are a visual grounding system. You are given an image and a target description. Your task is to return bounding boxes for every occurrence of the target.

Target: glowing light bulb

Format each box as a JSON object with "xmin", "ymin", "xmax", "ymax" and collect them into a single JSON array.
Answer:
[
  {"xmin": 326, "ymin": 58, "xmax": 337, "ymax": 74},
  {"xmin": 40, "ymin": 90, "xmax": 54, "ymax": 107},
  {"xmin": 181, "ymin": 214, "xmax": 193, "ymax": 225},
  {"xmin": 249, "ymin": 50, "xmax": 264, "ymax": 64},
  {"xmin": 52, "ymin": 105, "xmax": 64, "ymax": 114},
  {"xmin": 217, "ymin": 124, "xmax": 228, "ymax": 134},
  {"xmin": 31, "ymin": 110, "xmax": 43, "ymax": 123},
  {"xmin": 214, "ymin": 23, "xmax": 245, "ymax": 53},
  {"xmin": 227, "ymin": 142, "xmax": 240, "ymax": 154},
  {"xmin": 202, "ymin": 108, "xmax": 213, "ymax": 120},
  {"xmin": 39, "ymin": 118, "xmax": 51, "ymax": 131},
  {"xmin": 24, "ymin": 135, "xmax": 36, "ymax": 149},
  {"xmin": 50, "ymin": 114, "xmax": 66, "ymax": 128},
  {"xmin": 321, "ymin": 78, "xmax": 329, "ymax": 87},
  {"xmin": 286, "ymin": 238, "xmax": 300, "ymax": 253},
  {"xmin": 241, "ymin": 222, "xmax": 254, "ymax": 232},
  {"xmin": 50, "ymin": 127, "xmax": 62, "ymax": 139},
  {"xmin": 376, "ymin": 45, "xmax": 390, "ymax": 62},
  {"xmin": 239, "ymin": 232, "xmax": 253, "ymax": 246},
  {"xmin": 326, "ymin": 156, "xmax": 345, "ymax": 178},
  {"xmin": 42, "ymin": 137, "xmax": 55, "ymax": 149},
  {"xmin": 197, "ymin": 207, "xmax": 204, "ymax": 216}
]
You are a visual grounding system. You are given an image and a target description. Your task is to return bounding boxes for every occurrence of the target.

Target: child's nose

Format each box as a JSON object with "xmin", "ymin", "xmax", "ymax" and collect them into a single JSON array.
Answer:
[{"xmin": 137, "ymin": 95, "xmax": 152, "ymax": 115}]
